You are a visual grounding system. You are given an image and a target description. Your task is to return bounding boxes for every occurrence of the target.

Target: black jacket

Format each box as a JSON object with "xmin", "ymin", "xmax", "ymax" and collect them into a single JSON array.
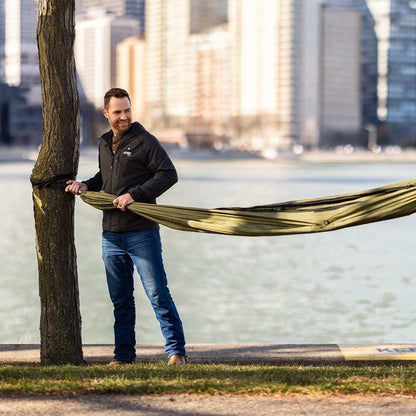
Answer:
[{"xmin": 84, "ymin": 122, "xmax": 178, "ymax": 232}]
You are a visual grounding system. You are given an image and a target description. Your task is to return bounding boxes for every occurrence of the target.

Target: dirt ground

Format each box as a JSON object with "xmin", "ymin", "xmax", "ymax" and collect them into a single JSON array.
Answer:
[{"xmin": 0, "ymin": 394, "xmax": 416, "ymax": 416}]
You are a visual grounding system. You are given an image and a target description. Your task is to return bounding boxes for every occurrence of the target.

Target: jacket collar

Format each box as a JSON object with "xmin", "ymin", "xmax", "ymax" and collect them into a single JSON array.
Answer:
[{"xmin": 100, "ymin": 122, "xmax": 146, "ymax": 147}]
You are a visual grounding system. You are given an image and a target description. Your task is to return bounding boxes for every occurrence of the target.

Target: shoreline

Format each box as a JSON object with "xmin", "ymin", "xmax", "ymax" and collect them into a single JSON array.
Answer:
[{"xmin": 2, "ymin": 145, "xmax": 416, "ymax": 164}]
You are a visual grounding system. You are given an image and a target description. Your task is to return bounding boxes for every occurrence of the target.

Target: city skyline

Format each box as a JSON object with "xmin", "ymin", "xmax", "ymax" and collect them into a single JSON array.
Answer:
[{"xmin": 0, "ymin": 0, "xmax": 415, "ymax": 149}]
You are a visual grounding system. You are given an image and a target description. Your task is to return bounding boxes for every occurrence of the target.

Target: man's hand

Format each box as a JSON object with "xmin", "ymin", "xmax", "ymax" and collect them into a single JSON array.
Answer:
[
  {"xmin": 113, "ymin": 193, "xmax": 134, "ymax": 211},
  {"xmin": 65, "ymin": 180, "xmax": 88, "ymax": 195}
]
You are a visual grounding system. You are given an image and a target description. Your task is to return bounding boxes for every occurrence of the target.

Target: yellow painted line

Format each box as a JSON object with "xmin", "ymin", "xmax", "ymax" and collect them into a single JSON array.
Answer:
[{"xmin": 339, "ymin": 344, "xmax": 416, "ymax": 361}]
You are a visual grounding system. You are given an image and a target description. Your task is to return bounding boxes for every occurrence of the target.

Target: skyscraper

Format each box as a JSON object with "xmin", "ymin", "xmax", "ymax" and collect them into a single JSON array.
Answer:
[
  {"xmin": 144, "ymin": 0, "xmax": 363, "ymax": 148},
  {"xmin": 144, "ymin": 0, "xmax": 230, "ymax": 128},
  {"xmin": 188, "ymin": 25, "xmax": 230, "ymax": 136},
  {"xmin": 229, "ymin": 0, "xmax": 287, "ymax": 148},
  {"xmin": 0, "ymin": 0, "xmax": 5, "ymax": 81},
  {"xmin": 190, "ymin": 0, "xmax": 228, "ymax": 33},
  {"xmin": 116, "ymin": 36, "xmax": 146, "ymax": 122},
  {"xmin": 145, "ymin": 0, "xmax": 190, "ymax": 126},
  {"xmin": 75, "ymin": 9, "xmax": 141, "ymax": 107},
  {"xmin": 0, "ymin": 0, "xmax": 39, "ymax": 101},
  {"xmin": 366, "ymin": 0, "xmax": 416, "ymax": 133},
  {"xmin": 229, "ymin": 0, "xmax": 361, "ymax": 149},
  {"xmin": 321, "ymin": 6, "xmax": 362, "ymax": 140},
  {"xmin": 80, "ymin": 0, "xmax": 145, "ymax": 34},
  {"xmin": 326, "ymin": 0, "xmax": 379, "ymax": 127}
]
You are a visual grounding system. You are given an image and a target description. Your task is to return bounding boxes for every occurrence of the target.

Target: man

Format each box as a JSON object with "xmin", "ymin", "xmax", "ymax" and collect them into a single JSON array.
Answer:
[{"xmin": 65, "ymin": 88, "xmax": 187, "ymax": 365}]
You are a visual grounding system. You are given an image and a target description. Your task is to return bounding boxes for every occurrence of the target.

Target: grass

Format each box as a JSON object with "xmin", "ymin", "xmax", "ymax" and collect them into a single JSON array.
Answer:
[{"xmin": 0, "ymin": 363, "xmax": 416, "ymax": 396}]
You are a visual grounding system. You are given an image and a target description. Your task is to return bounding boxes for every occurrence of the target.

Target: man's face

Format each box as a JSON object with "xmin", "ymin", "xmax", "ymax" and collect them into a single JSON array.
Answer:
[{"xmin": 103, "ymin": 97, "xmax": 132, "ymax": 136}]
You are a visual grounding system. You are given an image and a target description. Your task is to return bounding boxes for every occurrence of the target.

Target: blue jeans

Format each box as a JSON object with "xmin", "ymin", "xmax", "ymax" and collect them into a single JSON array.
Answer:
[{"xmin": 102, "ymin": 229, "xmax": 186, "ymax": 362}]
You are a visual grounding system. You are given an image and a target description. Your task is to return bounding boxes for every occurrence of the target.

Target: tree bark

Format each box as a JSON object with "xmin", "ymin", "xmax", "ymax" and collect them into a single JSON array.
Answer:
[{"xmin": 32, "ymin": 0, "xmax": 83, "ymax": 365}]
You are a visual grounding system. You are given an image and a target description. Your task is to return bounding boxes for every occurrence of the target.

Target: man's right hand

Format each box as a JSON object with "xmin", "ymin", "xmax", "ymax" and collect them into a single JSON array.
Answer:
[{"xmin": 65, "ymin": 180, "xmax": 88, "ymax": 195}]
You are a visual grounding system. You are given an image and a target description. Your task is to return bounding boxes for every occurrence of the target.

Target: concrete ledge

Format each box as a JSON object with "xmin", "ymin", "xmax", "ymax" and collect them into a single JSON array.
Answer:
[{"xmin": 1, "ymin": 344, "xmax": 416, "ymax": 365}]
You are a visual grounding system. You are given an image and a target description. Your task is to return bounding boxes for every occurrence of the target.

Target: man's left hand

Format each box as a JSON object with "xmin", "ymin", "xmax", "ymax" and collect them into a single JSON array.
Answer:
[{"xmin": 113, "ymin": 193, "xmax": 134, "ymax": 211}]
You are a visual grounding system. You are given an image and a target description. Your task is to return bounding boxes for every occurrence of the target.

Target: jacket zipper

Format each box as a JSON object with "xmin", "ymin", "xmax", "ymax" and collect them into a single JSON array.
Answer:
[
  {"xmin": 103, "ymin": 141, "xmax": 115, "ymax": 231},
  {"xmin": 110, "ymin": 141, "xmax": 126, "ymax": 230},
  {"xmin": 103, "ymin": 135, "xmax": 133, "ymax": 231}
]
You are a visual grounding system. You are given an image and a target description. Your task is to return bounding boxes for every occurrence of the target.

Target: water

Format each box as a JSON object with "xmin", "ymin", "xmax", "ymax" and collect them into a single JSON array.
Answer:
[{"xmin": 2, "ymin": 156, "xmax": 416, "ymax": 345}]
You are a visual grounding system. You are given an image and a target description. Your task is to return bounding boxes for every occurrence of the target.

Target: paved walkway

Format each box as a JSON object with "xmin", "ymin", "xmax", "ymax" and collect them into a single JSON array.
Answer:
[
  {"xmin": 1, "ymin": 343, "xmax": 416, "ymax": 365},
  {"xmin": 1, "ymin": 394, "xmax": 416, "ymax": 416}
]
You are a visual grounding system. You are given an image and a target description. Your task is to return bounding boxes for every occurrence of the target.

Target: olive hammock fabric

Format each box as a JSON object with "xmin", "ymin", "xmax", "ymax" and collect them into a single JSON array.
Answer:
[{"xmin": 80, "ymin": 179, "xmax": 416, "ymax": 237}]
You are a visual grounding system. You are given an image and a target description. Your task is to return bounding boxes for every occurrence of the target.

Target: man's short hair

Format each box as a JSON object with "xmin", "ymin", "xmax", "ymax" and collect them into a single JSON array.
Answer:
[{"xmin": 104, "ymin": 88, "xmax": 131, "ymax": 109}]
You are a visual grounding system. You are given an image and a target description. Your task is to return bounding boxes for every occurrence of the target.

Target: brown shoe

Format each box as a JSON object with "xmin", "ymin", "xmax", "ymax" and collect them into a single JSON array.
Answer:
[
  {"xmin": 168, "ymin": 354, "xmax": 188, "ymax": 365},
  {"xmin": 109, "ymin": 359, "xmax": 134, "ymax": 366}
]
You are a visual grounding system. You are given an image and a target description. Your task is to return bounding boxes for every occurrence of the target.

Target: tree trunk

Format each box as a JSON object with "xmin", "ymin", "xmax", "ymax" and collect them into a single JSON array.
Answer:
[{"xmin": 32, "ymin": 0, "xmax": 83, "ymax": 365}]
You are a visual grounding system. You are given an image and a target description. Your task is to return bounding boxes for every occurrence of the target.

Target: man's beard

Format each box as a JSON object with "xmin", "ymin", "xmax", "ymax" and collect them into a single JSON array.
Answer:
[{"xmin": 114, "ymin": 120, "xmax": 131, "ymax": 134}]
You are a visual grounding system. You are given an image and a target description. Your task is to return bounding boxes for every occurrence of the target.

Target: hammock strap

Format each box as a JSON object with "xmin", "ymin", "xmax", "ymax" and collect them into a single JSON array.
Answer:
[{"xmin": 30, "ymin": 172, "xmax": 76, "ymax": 190}]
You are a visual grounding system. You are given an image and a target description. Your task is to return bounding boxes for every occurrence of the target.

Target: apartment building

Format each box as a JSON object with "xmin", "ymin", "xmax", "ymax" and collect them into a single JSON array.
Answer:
[{"xmin": 75, "ymin": 9, "xmax": 140, "ymax": 108}]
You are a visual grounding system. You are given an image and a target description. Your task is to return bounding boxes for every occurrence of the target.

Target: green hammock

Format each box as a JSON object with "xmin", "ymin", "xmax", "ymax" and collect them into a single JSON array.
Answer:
[{"xmin": 80, "ymin": 179, "xmax": 416, "ymax": 236}]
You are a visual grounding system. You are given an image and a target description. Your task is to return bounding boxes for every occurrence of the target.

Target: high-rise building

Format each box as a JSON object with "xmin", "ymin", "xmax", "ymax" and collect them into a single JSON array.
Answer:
[
  {"xmin": 75, "ymin": 9, "xmax": 140, "ymax": 108},
  {"xmin": 188, "ymin": 25, "xmax": 230, "ymax": 136},
  {"xmin": 350, "ymin": 0, "xmax": 379, "ymax": 126},
  {"xmin": 79, "ymin": 0, "xmax": 145, "ymax": 34},
  {"xmin": 0, "ymin": 1, "xmax": 4, "ymax": 82},
  {"xmin": 144, "ymin": 0, "xmax": 229, "ymax": 128},
  {"xmin": 75, "ymin": 0, "xmax": 83, "ymax": 16},
  {"xmin": 230, "ymin": 0, "xmax": 329, "ymax": 149},
  {"xmin": 229, "ymin": 0, "xmax": 287, "ymax": 149},
  {"xmin": 145, "ymin": 0, "xmax": 190, "ymax": 126},
  {"xmin": 0, "ymin": 82, "xmax": 43, "ymax": 146},
  {"xmin": 321, "ymin": 6, "xmax": 362, "ymax": 139},
  {"xmin": 366, "ymin": 0, "xmax": 416, "ymax": 133},
  {"xmin": 229, "ymin": 0, "xmax": 361, "ymax": 149},
  {"xmin": 325, "ymin": 0, "xmax": 379, "ymax": 128},
  {"xmin": 116, "ymin": 36, "xmax": 146, "ymax": 122},
  {"xmin": 0, "ymin": 0, "xmax": 40, "ymax": 102},
  {"xmin": 190, "ymin": 0, "xmax": 228, "ymax": 33},
  {"xmin": 144, "ymin": 0, "xmax": 363, "ymax": 149},
  {"xmin": 298, "ymin": 0, "xmax": 327, "ymax": 148}
]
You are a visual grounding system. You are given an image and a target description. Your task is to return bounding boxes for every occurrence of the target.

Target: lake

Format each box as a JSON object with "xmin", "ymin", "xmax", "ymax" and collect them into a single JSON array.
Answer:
[{"xmin": 1, "ymin": 154, "xmax": 416, "ymax": 345}]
